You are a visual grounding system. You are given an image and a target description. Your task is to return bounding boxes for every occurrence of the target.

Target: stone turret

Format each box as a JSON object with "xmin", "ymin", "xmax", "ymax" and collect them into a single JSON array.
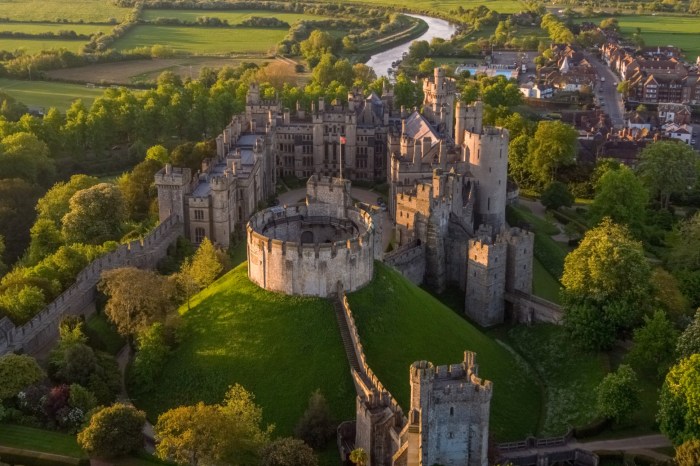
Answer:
[
  {"xmin": 466, "ymin": 228, "xmax": 507, "ymax": 327},
  {"xmin": 155, "ymin": 164, "xmax": 192, "ymax": 223}
]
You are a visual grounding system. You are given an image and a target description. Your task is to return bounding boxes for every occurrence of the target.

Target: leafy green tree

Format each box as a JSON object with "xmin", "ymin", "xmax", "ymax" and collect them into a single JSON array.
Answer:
[
  {"xmin": 596, "ymin": 364, "xmax": 640, "ymax": 423},
  {"xmin": 68, "ymin": 383, "xmax": 97, "ymax": 415},
  {"xmin": 131, "ymin": 323, "xmax": 170, "ymax": 392},
  {"xmin": 294, "ymin": 390, "xmax": 334, "ymax": 449},
  {"xmin": 180, "ymin": 238, "xmax": 225, "ymax": 290},
  {"xmin": 460, "ymin": 82, "xmax": 480, "ymax": 104},
  {"xmin": 0, "ymin": 284, "xmax": 45, "ymax": 323},
  {"xmin": 658, "ymin": 354, "xmax": 700, "ymax": 445},
  {"xmin": 527, "ymin": 121, "xmax": 578, "ymax": 186},
  {"xmin": 562, "ymin": 219, "xmax": 652, "ymax": 349},
  {"xmin": 77, "ymin": 403, "xmax": 146, "ymax": 458},
  {"xmin": 145, "ymin": 145, "xmax": 169, "ymax": 165},
  {"xmin": 0, "ymin": 353, "xmax": 44, "ymax": 400},
  {"xmin": 407, "ymin": 40, "xmax": 430, "ymax": 61},
  {"xmin": 540, "ymin": 181, "xmax": 574, "ymax": 210},
  {"xmin": 156, "ymin": 384, "xmax": 272, "ymax": 465},
  {"xmin": 675, "ymin": 439, "xmax": 700, "ymax": 466},
  {"xmin": 62, "ymin": 183, "xmax": 126, "ymax": 245},
  {"xmin": 118, "ymin": 158, "xmax": 162, "ymax": 221},
  {"xmin": 589, "ymin": 165, "xmax": 648, "ymax": 231},
  {"xmin": 0, "ymin": 132, "xmax": 55, "ymax": 186},
  {"xmin": 626, "ymin": 310, "xmax": 677, "ymax": 377},
  {"xmin": 651, "ymin": 268, "xmax": 691, "ymax": 323},
  {"xmin": 260, "ymin": 438, "xmax": 318, "ymax": 466},
  {"xmin": 35, "ymin": 175, "xmax": 99, "ymax": 226},
  {"xmin": 0, "ymin": 178, "xmax": 42, "ymax": 264},
  {"xmin": 637, "ymin": 141, "xmax": 698, "ymax": 209},
  {"xmin": 507, "ymin": 134, "xmax": 531, "ymax": 187},
  {"xmin": 677, "ymin": 309, "xmax": 700, "ymax": 359},
  {"xmin": 300, "ymin": 30, "xmax": 335, "ymax": 65},
  {"xmin": 393, "ymin": 73, "xmax": 423, "ymax": 110},
  {"xmin": 667, "ymin": 212, "xmax": 700, "ymax": 273},
  {"xmin": 350, "ymin": 448, "xmax": 368, "ymax": 466},
  {"xmin": 417, "ymin": 59, "xmax": 437, "ymax": 76},
  {"xmin": 99, "ymin": 267, "xmax": 177, "ymax": 337},
  {"xmin": 27, "ymin": 218, "xmax": 63, "ymax": 264},
  {"xmin": 480, "ymin": 76, "xmax": 523, "ymax": 109}
]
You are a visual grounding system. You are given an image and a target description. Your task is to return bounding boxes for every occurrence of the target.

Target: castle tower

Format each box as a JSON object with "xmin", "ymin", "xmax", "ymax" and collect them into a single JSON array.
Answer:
[
  {"xmin": 466, "ymin": 232, "xmax": 507, "ymax": 327},
  {"xmin": 422, "ymin": 68, "xmax": 456, "ymax": 139},
  {"xmin": 504, "ymin": 228, "xmax": 534, "ymax": 294},
  {"xmin": 466, "ymin": 127, "xmax": 509, "ymax": 232},
  {"xmin": 407, "ymin": 353, "xmax": 492, "ymax": 466},
  {"xmin": 155, "ymin": 164, "xmax": 192, "ymax": 223}
]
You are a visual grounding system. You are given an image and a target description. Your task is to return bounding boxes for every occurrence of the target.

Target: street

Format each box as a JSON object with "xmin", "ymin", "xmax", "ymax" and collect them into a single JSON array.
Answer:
[{"xmin": 585, "ymin": 52, "xmax": 626, "ymax": 128}]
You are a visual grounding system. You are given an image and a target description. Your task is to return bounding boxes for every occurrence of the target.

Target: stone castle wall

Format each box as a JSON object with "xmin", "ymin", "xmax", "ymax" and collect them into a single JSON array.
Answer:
[
  {"xmin": 384, "ymin": 240, "xmax": 426, "ymax": 285},
  {"xmin": 247, "ymin": 204, "xmax": 375, "ymax": 297},
  {"xmin": 0, "ymin": 216, "xmax": 184, "ymax": 356}
]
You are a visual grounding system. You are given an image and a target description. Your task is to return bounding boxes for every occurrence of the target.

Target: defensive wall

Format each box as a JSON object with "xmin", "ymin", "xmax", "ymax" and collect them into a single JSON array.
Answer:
[
  {"xmin": 247, "ymin": 203, "xmax": 375, "ymax": 297},
  {"xmin": 505, "ymin": 290, "xmax": 563, "ymax": 325},
  {"xmin": 384, "ymin": 240, "xmax": 425, "ymax": 285},
  {"xmin": 0, "ymin": 216, "xmax": 184, "ymax": 356}
]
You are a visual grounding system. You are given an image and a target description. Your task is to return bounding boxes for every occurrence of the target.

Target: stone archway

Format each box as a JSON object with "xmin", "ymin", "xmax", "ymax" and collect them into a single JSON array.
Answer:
[{"xmin": 300, "ymin": 230, "xmax": 314, "ymax": 244}]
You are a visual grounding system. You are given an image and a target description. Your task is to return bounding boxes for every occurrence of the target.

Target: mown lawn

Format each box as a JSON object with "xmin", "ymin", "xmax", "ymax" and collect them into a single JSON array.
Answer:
[
  {"xmin": 501, "ymin": 324, "xmax": 608, "ymax": 436},
  {"xmin": 533, "ymin": 259, "xmax": 561, "ymax": 304},
  {"xmin": 0, "ymin": 424, "xmax": 85, "ymax": 458},
  {"xmin": 141, "ymin": 9, "xmax": 329, "ymax": 24},
  {"xmin": 136, "ymin": 262, "xmax": 356, "ymax": 439},
  {"xmin": 0, "ymin": 0, "xmax": 130, "ymax": 22},
  {"xmin": 0, "ymin": 77, "xmax": 106, "ymax": 110},
  {"xmin": 114, "ymin": 25, "xmax": 287, "ymax": 54},
  {"xmin": 347, "ymin": 262, "xmax": 541, "ymax": 441}
]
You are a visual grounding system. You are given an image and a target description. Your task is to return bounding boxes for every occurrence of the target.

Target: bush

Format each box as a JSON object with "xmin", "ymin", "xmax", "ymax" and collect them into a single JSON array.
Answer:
[
  {"xmin": 293, "ymin": 390, "xmax": 335, "ymax": 449},
  {"xmin": 540, "ymin": 181, "xmax": 574, "ymax": 210},
  {"xmin": 77, "ymin": 403, "xmax": 145, "ymax": 458},
  {"xmin": 260, "ymin": 437, "xmax": 318, "ymax": 466}
]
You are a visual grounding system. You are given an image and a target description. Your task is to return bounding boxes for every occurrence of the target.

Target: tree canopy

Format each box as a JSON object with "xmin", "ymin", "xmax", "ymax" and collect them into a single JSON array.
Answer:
[
  {"xmin": 527, "ymin": 120, "xmax": 578, "ymax": 186},
  {"xmin": 589, "ymin": 165, "xmax": 648, "ymax": 231},
  {"xmin": 596, "ymin": 364, "xmax": 640, "ymax": 423},
  {"xmin": 637, "ymin": 140, "xmax": 698, "ymax": 209},
  {"xmin": 260, "ymin": 438, "xmax": 318, "ymax": 466},
  {"xmin": 77, "ymin": 403, "xmax": 146, "ymax": 458},
  {"xmin": 0, "ymin": 353, "xmax": 44, "ymax": 400},
  {"xmin": 61, "ymin": 183, "xmax": 126, "ymax": 245},
  {"xmin": 658, "ymin": 354, "xmax": 700, "ymax": 445}
]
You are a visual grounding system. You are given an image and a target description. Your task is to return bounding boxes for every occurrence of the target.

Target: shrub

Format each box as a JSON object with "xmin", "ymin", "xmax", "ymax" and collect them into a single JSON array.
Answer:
[
  {"xmin": 293, "ymin": 390, "xmax": 335, "ymax": 449},
  {"xmin": 77, "ymin": 403, "xmax": 145, "ymax": 458},
  {"xmin": 260, "ymin": 437, "xmax": 318, "ymax": 466}
]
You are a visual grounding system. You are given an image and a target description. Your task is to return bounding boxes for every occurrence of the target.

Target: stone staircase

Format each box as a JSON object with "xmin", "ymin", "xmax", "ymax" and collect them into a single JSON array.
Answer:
[{"xmin": 333, "ymin": 297, "xmax": 362, "ymax": 374}]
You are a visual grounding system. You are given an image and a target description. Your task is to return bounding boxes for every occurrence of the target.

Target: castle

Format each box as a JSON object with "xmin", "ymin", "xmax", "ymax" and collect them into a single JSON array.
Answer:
[{"xmin": 155, "ymin": 66, "xmax": 534, "ymax": 323}]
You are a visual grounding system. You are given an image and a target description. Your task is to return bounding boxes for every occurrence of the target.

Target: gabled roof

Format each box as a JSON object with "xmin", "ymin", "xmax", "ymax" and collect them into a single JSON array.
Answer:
[{"xmin": 403, "ymin": 111, "xmax": 440, "ymax": 147}]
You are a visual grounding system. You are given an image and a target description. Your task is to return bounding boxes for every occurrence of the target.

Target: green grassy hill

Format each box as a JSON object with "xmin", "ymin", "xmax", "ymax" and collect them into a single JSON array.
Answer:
[
  {"xmin": 347, "ymin": 262, "xmax": 541, "ymax": 441},
  {"xmin": 136, "ymin": 263, "xmax": 356, "ymax": 436}
]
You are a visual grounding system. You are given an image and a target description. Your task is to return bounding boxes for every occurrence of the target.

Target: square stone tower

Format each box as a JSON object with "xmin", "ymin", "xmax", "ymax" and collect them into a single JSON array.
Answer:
[
  {"xmin": 466, "ymin": 227, "xmax": 507, "ymax": 327},
  {"xmin": 405, "ymin": 352, "xmax": 492, "ymax": 466}
]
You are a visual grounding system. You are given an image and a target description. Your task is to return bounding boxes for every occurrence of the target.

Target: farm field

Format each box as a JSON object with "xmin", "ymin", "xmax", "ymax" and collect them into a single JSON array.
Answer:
[
  {"xmin": 348, "ymin": 262, "xmax": 541, "ymax": 441},
  {"xmin": 580, "ymin": 15, "xmax": 700, "ymax": 59},
  {"xmin": 136, "ymin": 262, "xmax": 356, "ymax": 438},
  {"xmin": 0, "ymin": 22, "xmax": 111, "ymax": 35},
  {"xmin": 141, "ymin": 9, "xmax": 330, "ymax": 24},
  {"xmin": 0, "ymin": 77, "xmax": 106, "ymax": 110},
  {"xmin": 114, "ymin": 25, "xmax": 287, "ymax": 54},
  {"xmin": 345, "ymin": 0, "xmax": 526, "ymax": 14},
  {"xmin": 46, "ymin": 56, "xmax": 280, "ymax": 85},
  {"xmin": 0, "ymin": 0, "xmax": 130, "ymax": 22},
  {"xmin": 0, "ymin": 37, "xmax": 85, "ymax": 53}
]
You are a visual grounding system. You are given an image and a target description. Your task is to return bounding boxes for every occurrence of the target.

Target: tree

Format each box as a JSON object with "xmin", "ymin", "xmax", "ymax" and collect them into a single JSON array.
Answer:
[
  {"xmin": 0, "ymin": 132, "xmax": 55, "ymax": 186},
  {"xmin": 562, "ymin": 219, "xmax": 652, "ymax": 349},
  {"xmin": 626, "ymin": 310, "xmax": 677, "ymax": 377},
  {"xmin": 658, "ymin": 354, "xmax": 700, "ymax": 445},
  {"xmin": 393, "ymin": 73, "xmax": 423, "ymax": 110},
  {"xmin": 0, "ymin": 235, "xmax": 5, "ymax": 276},
  {"xmin": 99, "ymin": 267, "xmax": 177, "ymax": 337},
  {"xmin": 260, "ymin": 438, "xmax": 318, "ymax": 466},
  {"xmin": 596, "ymin": 364, "xmax": 640, "ymax": 423},
  {"xmin": 350, "ymin": 448, "xmax": 368, "ymax": 466},
  {"xmin": 117, "ymin": 158, "xmax": 162, "ymax": 221},
  {"xmin": 589, "ymin": 165, "xmax": 648, "ymax": 231},
  {"xmin": 27, "ymin": 218, "xmax": 63, "ymax": 264},
  {"xmin": 677, "ymin": 309, "xmax": 700, "ymax": 359},
  {"xmin": 508, "ymin": 134, "xmax": 531, "ymax": 187},
  {"xmin": 527, "ymin": 121, "xmax": 578, "ymax": 186},
  {"xmin": 637, "ymin": 141, "xmax": 698, "ymax": 209},
  {"xmin": 540, "ymin": 181, "xmax": 574, "ymax": 210},
  {"xmin": 145, "ymin": 145, "xmax": 169, "ymax": 165},
  {"xmin": 131, "ymin": 323, "xmax": 170, "ymax": 392},
  {"xmin": 667, "ymin": 212, "xmax": 700, "ymax": 272},
  {"xmin": 417, "ymin": 59, "xmax": 437, "ymax": 76},
  {"xmin": 0, "ymin": 178, "xmax": 42, "ymax": 264},
  {"xmin": 35, "ymin": 175, "xmax": 99, "ymax": 226},
  {"xmin": 0, "ymin": 353, "xmax": 44, "ymax": 400},
  {"xmin": 156, "ymin": 384, "xmax": 272, "ymax": 465},
  {"xmin": 294, "ymin": 390, "xmax": 334, "ymax": 449},
  {"xmin": 77, "ymin": 403, "xmax": 146, "ymax": 458},
  {"xmin": 62, "ymin": 183, "xmax": 126, "ymax": 245},
  {"xmin": 616, "ymin": 80, "xmax": 629, "ymax": 97},
  {"xmin": 181, "ymin": 238, "xmax": 225, "ymax": 290},
  {"xmin": 675, "ymin": 439, "xmax": 700, "ymax": 466}
]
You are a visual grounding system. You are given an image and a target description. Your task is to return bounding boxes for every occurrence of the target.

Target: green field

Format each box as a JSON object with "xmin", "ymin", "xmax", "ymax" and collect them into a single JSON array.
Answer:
[
  {"xmin": 0, "ymin": 424, "xmax": 85, "ymax": 458},
  {"xmin": 347, "ymin": 262, "xmax": 541, "ymax": 441},
  {"xmin": 0, "ymin": 22, "xmax": 111, "ymax": 35},
  {"xmin": 136, "ymin": 263, "xmax": 356, "ymax": 438},
  {"xmin": 581, "ymin": 15, "xmax": 700, "ymax": 59},
  {"xmin": 345, "ymin": 0, "xmax": 525, "ymax": 14},
  {"xmin": 0, "ymin": 0, "xmax": 130, "ymax": 22},
  {"xmin": 114, "ymin": 25, "xmax": 287, "ymax": 54},
  {"xmin": 142, "ymin": 9, "xmax": 329, "ymax": 24},
  {"xmin": 498, "ymin": 324, "xmax": 608, "ymax": 436},
  {"xmin": 0, "ymin": 78, "xmax": 106, "ymax": 110},
  {"xmin": 0, "ymin": 38, "xmax": 85, "ymax": 53},
  {"xmin": 533, "ymin": 259, "xmax": 562, "ymax": 304}
]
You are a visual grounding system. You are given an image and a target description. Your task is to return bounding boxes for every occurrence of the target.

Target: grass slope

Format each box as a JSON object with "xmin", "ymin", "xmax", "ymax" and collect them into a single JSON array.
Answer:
[
  {"xmin": 0, "ymin": 77, "xmax": 105, "ymax": 110},
  {"xmin": 114, "ymin": 25, "xmax": 287, "ymax": 54},
  {"xmin": 137, "ymin": 263, "xmax": 355, "ymax": 436},
  {"xmin": 347, "ymin": 262, "xmax": 541, "ymax": 441},
  {"xmin": 0, "ymin": 424, "xmax": 85, "ymax": 457}
]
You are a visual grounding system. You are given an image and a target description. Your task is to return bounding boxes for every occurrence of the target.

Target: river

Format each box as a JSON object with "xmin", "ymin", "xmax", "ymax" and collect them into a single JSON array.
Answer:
[{"xmin": 365, "ymin": 14, "xmax": 458, "ymax": 78}]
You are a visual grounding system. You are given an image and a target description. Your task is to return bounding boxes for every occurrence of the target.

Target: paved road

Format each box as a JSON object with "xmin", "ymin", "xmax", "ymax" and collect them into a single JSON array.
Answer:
[
  {"xmin": 585, "ymin": 52, "xmax": 625, "ymax": 128},
  {"xmin": 277, "ymin": 186, "xmax": 393, "ymax": 251}
]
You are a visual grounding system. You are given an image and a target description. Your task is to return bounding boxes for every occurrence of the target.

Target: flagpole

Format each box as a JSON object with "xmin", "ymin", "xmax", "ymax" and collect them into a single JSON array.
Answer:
[{"xmin": 340, "ymin": 140, "xmax": 343, "ymax": 180}]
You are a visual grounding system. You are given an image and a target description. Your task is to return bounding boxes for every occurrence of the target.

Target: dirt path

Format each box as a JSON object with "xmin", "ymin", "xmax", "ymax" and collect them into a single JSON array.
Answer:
[{"xmin": 517, "ymin": 197, "xmax": 570, "ymax": 242}]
